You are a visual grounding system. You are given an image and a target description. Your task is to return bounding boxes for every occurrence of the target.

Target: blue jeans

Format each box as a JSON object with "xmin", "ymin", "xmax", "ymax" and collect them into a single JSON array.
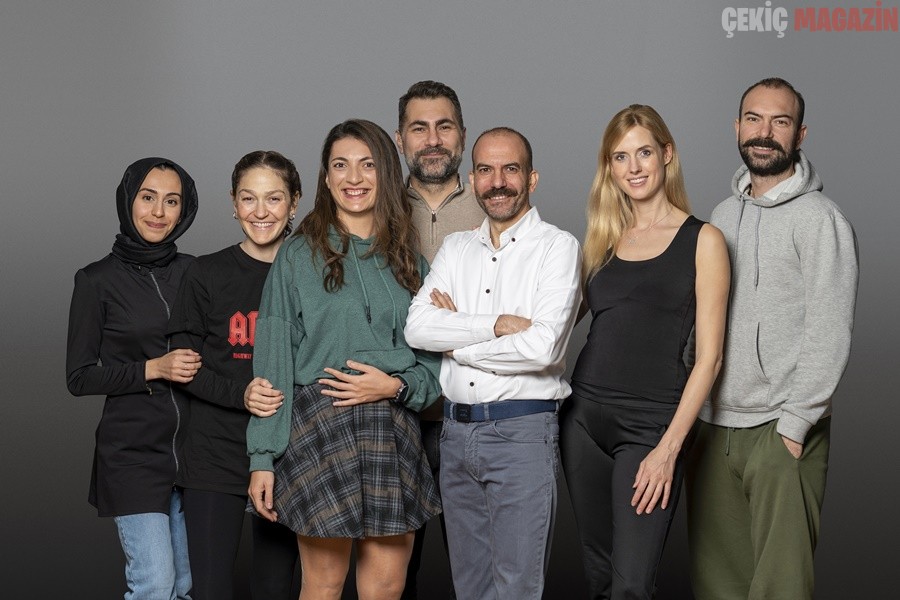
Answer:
[
  {"xmin": 114, "ymin": 489, "xmax": 192, "ymax": 600},
  {"xmin": 440, "ymin": 411, "xmax": 559, "ymax": 600}
]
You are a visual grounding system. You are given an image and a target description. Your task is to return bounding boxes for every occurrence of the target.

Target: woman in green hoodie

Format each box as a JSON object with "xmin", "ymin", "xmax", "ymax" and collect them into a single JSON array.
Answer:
[{"xmin": 247, "ymin": 119, "xmax": 441, "ymax": 600}]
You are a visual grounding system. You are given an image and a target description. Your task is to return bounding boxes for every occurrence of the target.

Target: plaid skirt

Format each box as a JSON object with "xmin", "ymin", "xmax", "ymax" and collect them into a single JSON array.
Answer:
[{"xmin": 267, "ymin": 383, "xmax": 441, "ymax": 538}]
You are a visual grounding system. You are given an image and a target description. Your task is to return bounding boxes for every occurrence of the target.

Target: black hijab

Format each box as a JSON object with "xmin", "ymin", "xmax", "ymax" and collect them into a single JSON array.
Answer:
[{"xmin": 111, "ymin": 157, "xmax": 199, "ymax": 267}]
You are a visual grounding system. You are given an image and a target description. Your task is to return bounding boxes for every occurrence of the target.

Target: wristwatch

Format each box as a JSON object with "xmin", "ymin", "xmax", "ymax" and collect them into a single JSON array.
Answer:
[{"xmin": 393, "ymin": 376, "xmax": 409, "ymax": 403}]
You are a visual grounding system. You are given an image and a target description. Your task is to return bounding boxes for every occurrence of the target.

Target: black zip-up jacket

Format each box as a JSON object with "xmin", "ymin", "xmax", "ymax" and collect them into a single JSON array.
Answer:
[
  {"xmin": 67, "ymin": 254, "xmax": 194, "ymax": 517},
  {"xmin": 66, "ymin": 157, "xmax": 198, "ymax": 517}
]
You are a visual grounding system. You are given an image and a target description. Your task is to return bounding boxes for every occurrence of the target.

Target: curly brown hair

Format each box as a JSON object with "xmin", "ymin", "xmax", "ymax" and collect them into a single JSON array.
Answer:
[{"xmin": 296, "ymin": 119, "xmax": 422, "ymax": 294}]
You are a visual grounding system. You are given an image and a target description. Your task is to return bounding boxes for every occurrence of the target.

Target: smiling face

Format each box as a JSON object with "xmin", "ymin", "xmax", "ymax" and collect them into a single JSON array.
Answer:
[
  {"xmin": 736, "ymin": 84, "xmax": 807, "ymax": 178},
  {"xmin": 232, "ymin": 166, "xmax": 298, "ymax": 255},
  {"xmin": 470, "ymin": 131, "xmax": 538, "ymax": 228},
  {"xmin": 325, "ymin": 137, "xmax": 378, "ymax": 230},
  {"xmin": 609, "ymin": 126, "xmax": 672, "ymax": 203},
  {"xmin": 396, "ymin": 97, "xmax": 465, "ymax": 186},
  {"xmin": 131, "ymin": 167, "xmax": 183, "ymax": 243}
]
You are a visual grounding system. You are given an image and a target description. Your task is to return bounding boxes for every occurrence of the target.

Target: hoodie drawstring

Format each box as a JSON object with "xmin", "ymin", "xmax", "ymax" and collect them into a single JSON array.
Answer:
[
  {"xmin": 735, "ymin": 193, "xmax": 762, "ymax": 290},
  {"xmin": 349, "ymin": 238, "xmax": 399, "ymax": 345},
  {"xmin": 725, "ymin": 427, "xmax": 732, "ymax": 456},
  {"xmin": 734, "ymin": 198, "xmax": 744, "ymax": 274},
  {"xmin": 375, "ymin": 264, "xmax": 399, "ymax": 346},
  {"xmin": 753, "ymin": 207, "xmax": 761, "ymax": 288},
  {"xmin": 349, "ymin": 238, "xmax": 372, "ymax": 324}
]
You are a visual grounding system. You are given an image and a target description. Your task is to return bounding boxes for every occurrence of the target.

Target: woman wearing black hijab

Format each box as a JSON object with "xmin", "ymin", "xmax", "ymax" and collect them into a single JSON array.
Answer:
[{"xmin": 66, "ymin": 157, "xmax": 200, "ymax": 600}]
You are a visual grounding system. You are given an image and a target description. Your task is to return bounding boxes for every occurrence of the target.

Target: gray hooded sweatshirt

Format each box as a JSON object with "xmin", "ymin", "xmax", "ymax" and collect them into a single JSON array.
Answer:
[{"xmin": 703, "ymin": 150, "xmax": 858, "ymax": 443}]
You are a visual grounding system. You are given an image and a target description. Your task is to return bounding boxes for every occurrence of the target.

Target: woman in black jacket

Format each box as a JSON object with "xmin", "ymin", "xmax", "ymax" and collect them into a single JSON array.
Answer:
[{"xmin": 66, "ymin": 157, "xmax": 199, "ymax": 600}]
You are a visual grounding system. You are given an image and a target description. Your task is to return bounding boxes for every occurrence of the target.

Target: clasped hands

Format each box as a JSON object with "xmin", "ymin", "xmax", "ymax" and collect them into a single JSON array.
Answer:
[{"xmin": 243, "ymin": 361, "xmax": 401, "ymax": 417}]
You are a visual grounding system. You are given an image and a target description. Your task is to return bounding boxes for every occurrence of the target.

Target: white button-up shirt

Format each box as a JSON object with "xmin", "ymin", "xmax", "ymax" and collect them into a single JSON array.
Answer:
[{"xmin": 404, "ymin": 207, "xmax": 582, "ymax": 405}]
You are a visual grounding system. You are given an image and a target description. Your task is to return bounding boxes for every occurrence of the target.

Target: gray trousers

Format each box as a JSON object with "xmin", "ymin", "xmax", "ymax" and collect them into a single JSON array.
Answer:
[{"xmin": 440, "ymin": 411, "xmax": 559, "ymax": 600}]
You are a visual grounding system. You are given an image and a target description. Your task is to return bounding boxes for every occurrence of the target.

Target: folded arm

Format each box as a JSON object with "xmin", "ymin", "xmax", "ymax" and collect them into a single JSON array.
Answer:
[
  {"xmin": 451, "ymin": 235, "xmax": 582, "ymax": 374},
  {"xmin": 404, "ymin": 244, "xmax": 500, "ymax": 352}
]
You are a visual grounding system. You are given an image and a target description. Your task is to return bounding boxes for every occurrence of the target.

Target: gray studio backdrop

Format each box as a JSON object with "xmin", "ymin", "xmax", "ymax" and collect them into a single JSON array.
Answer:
[{"xmin": 2, "ymin": 1, "xmax": 896, "ymax": 597}]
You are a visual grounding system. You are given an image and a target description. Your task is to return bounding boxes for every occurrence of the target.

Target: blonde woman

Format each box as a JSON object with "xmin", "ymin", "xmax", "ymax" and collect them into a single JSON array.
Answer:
[{"xmin": 560, "ymin": 105, "xmax": 730, "ymax": 599}]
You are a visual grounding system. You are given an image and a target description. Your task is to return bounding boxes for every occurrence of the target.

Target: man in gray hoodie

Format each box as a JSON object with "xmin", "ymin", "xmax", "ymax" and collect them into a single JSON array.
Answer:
[{"xmin": 686, "ymin": 78, "xmax": 858, "ymax": 600}]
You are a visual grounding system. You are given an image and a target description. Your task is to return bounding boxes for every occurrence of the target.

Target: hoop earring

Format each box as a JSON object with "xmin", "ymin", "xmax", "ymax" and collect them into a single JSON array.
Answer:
[
  {"xmin": 232, "ymin": 211, "xmax": 237, "ymax": 219},
  {"xmin": 284, "ymin": 213, "xmax": 296, "ymax": 238}
]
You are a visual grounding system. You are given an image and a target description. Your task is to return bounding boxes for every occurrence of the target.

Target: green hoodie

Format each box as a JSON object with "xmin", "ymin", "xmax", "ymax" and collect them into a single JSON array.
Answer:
[{"xmin": 247, "ymin": 231, "xmax": 441, "ymax": 471}]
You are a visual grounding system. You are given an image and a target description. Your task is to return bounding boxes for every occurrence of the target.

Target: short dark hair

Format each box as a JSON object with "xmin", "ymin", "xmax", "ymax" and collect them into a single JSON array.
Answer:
[
  {"xmin": 739, "ymin": 77, "xmax": 805, "ymax": 126},
  {"xmin": 472, "ymin": 127, "xmax": 534, "ymax": 173},
  {"xmin": 398, "ymin": 80, "xmax": 464, "ymax": 131}
]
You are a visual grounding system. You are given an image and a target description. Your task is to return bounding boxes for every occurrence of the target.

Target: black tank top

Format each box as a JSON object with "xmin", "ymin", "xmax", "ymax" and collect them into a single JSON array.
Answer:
[{"xmin": 571, "ymin": 215, "xmax": 704, "ymax": 404}]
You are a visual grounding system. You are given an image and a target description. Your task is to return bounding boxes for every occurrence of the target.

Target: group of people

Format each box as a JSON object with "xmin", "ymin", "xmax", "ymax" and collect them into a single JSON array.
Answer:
[{"xmin": 66, "ymin": 76, "xmax": 858, "ymax": 600}]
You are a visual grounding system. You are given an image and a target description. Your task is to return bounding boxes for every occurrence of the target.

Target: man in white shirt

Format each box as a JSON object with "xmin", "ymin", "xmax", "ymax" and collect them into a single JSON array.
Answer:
[{"xmin": 404, "ymin": 127, "xmax": 582, "ymax": 600}]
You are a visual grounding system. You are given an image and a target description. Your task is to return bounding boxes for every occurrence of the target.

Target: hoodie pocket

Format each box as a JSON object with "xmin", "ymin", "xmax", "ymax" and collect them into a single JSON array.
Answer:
[
  {"xmin": 753, "ymin": 322, "xmax": 770, "ymax": 385},
  {"xmin": 345, "ymin": 347, "xmax": 416, "ymax": 377},
  {"xmin": 711, "ymin": 322, "xmax": 773, "ymax": 412}
]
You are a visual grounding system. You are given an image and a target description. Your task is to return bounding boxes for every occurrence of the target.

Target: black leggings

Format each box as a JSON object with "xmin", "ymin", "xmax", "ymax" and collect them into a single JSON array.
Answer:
[
  {"xmin": 403, "ymin": 420, "xmax": 454, "ymax": 600},
  {"xmin": 250, "ymin": 510, "xmax": 300, "ymax": 600},
  {"xmin": 182, "ymin": 488, "xmax": 299, "ymax": 600},
  {"xmin": 560, "ymin": 392, "xmax": 685, "ymax": 600}
]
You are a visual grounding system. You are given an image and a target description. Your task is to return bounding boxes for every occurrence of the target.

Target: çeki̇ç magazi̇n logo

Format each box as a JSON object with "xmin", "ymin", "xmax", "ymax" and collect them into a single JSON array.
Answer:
[{"xmin": 722, "ymin": 1, "xmax": 898, "ymax": 38}]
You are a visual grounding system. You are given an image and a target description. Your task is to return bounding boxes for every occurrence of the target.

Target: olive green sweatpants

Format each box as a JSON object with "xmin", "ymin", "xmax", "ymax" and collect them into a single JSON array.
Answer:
[{"xmin": 685, "ymin": 417, "xmax": 830, "ymax": 600}]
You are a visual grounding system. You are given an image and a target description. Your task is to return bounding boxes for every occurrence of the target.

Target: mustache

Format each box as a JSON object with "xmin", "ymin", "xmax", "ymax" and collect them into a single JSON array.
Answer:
[
  {"xmin": 414, "ymin": 146, "xmax": 452, "ymax": 159},
  {"xmin": 481, "ymin": 187, "xmax": 516, "ymax": 199},
  {"xmin": 742, "ymin": 137, "xmax": 786, "ymax": 153}
]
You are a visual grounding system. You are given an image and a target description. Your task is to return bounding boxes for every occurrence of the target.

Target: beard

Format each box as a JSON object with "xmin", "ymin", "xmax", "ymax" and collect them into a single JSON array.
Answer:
[
  {"xmin": 407, "ymin": 146, "xmax": 462, "ymax": 185},
  {"xmin": 738, "ymin": 136, "xmax": 800, "ymax": 177},
  {"xmin": 475, "ymin": 186, "xmax": 528, "ymax": 222}
]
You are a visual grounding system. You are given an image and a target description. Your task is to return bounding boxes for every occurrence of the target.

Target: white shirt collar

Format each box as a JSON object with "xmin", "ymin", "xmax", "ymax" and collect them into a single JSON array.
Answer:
[{"xmin": 477, "ymin": 206, "xmax": 541, "ymax": 251}]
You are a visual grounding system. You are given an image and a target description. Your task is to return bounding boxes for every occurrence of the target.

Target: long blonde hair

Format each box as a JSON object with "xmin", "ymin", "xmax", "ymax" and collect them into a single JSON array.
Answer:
[{"xmin": 582, "ymin": 104, "xmax": 691, "ymax": 283}]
